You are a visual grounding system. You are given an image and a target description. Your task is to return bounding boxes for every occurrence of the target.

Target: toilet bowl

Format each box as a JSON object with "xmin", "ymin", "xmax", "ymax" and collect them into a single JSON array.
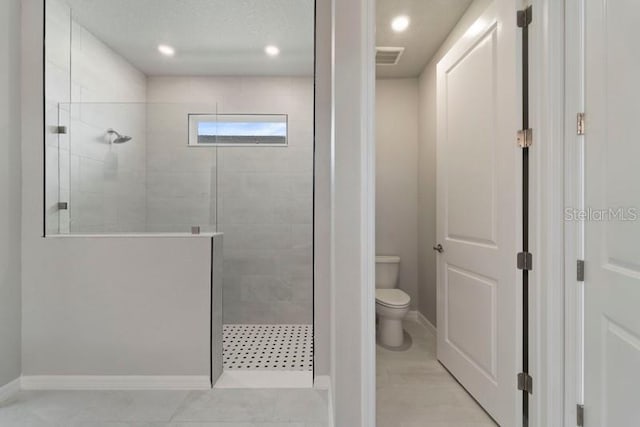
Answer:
[
  {"xmin": 375, "ymin": 256, "xmax": 411, "ymax": 347},
  {"xmin": 376, "ymin": 289, "xmax": 410, "ymax": 347}
]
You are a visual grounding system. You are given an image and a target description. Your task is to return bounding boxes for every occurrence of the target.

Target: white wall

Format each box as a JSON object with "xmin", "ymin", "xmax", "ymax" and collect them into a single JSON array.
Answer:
[
  {"xmin": 332, "ymin": 0, "xmax": 376, "ymax": 423},
  {"xmin": 45, "ymin": 0, "xmax": 147, "ymax": 234},
  {"xmin": 417, "ymin": 0, "xmax": 492, "ymax": 325},
  {"xmin": 0, "ymin": 0, "xmax": 22, "ymax": 389},
  {"xmin": 146, "ymin": 76, "xmax": 314, "ymax": 325},
  {"xmin": 375, "ymin": 78, "xmax": 419, "ymax": 309}
]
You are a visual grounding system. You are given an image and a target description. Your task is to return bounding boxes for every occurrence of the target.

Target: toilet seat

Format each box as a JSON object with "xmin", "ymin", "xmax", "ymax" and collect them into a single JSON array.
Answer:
[{"xmin": 375, "ymin": 289, "xmax": 410, "ymax": 308}]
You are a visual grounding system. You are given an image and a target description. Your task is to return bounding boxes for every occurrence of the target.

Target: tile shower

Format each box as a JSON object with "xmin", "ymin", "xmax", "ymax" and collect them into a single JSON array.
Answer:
[
  {"xmin": 45, "ymin": 0, "xmax": 314, "ymax": 380},
  {"xmin": 147, "ymin": 77, "xmax": 314, "ymax": 371}
]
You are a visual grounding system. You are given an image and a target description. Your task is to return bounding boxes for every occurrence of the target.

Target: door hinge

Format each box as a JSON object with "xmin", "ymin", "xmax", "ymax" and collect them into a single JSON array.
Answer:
[
  {"xmin": 577, "ymin": 259, "xmax": 585, "ymax": 282},
  {"xmin": 517, "ymin": 128, "xmax": 533, "ymax": 148},
  {"xmin": 517, "ymin": 6, "xmax": 533, "ymax": 28},
  {"xmin": 50, "ymin": 125, "xmax": 67, "ymax": 134},
  {"xmin": 577, "ymin": 113, "xmax": 585, "ymax": 135},
  {"xmin": 517, "ymin": 372, "xmax": 533, "ymax": 394},
  {"xmin": 517, "ymin": 252, "xmax": 533, "ymax": 271},
  {"xmin": 577, "ymin": 404, "xmax": 584, "ymax": 426}
]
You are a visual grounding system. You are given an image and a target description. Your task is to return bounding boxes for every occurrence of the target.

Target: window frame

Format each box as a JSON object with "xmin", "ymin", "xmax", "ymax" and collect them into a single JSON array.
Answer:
[{"xmin": 187, "ymin": 113, "xmax": 289, "ymax": 147}]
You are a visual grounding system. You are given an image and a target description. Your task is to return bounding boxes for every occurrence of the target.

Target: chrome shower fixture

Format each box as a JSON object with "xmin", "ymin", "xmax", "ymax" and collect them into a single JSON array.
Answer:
[{"xmin": 107, "ymin": 128, "xmax": 133, "ymax": 144}]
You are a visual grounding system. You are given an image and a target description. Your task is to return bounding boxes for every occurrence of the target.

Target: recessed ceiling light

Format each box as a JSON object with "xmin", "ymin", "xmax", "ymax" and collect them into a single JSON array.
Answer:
[
  {"xmin": 391, "ymin": 15, "xmax": 410, "ymax": 33},
  {"xmin": 158, "ymin": 44, "xmax": 175, "ymax": 57},
  {"xmin": 265, "ymin": 45, "xmax": 280, "ymax": 57}
]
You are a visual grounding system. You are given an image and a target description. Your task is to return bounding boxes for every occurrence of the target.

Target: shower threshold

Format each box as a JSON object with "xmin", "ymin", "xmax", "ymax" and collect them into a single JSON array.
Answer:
[{"xmin": 214, "ymin": 370, "xmax": 313, "ymax": 388}]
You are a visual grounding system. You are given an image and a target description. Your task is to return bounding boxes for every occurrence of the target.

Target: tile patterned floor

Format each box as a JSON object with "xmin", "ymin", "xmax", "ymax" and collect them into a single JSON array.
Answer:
[
  {"xmin": 223, "ymin": 324, "xmax": 313, "ymax": 371},
  {"xmin": 0, "ymin": 388, "xmax": 328, "ymax": 426},
  {"xmin": 377, "ymin": 319, "xmax": 498, "ymax": 427}
]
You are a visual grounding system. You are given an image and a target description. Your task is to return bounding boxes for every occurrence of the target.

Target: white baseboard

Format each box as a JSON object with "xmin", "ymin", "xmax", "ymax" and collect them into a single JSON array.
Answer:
[
  {"xmin": 0, "ymin": 377, "xmax": 21, "ymax": 402},
  {"xmin": 408, "ymin": 310, "xmax": 437, "ymax": 335},
  {"xmin": 20, "ymin": 375, "xmax": 210, "ymax": 391}
]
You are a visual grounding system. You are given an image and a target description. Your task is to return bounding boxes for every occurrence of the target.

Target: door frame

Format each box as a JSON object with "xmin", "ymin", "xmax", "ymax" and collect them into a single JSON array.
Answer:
[
  {"xmin": 529, "ymin": 0, "xmax": 584, "ymax": 426},
  {"xmin": 528, "ymin": 0, "xmax": 564, "ymax": 424},
  {"xmin": 561, "ymin": 0, "xmax": 585, "ymax": 426},
  {"xmin": 358, "ymin": 0, "xmax": 574, "ymax": 425}
]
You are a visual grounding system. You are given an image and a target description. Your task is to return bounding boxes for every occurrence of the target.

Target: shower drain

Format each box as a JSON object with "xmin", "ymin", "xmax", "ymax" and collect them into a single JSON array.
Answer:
[{"xmin": 223, "ymin": 324, "xmax": 313, "ymax": 371}]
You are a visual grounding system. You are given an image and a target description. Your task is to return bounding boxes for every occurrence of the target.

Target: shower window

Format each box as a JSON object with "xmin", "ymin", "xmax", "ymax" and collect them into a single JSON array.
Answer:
[{"xmin": 188, "ymin": 113, "xmax": 288, "ymax": 147}]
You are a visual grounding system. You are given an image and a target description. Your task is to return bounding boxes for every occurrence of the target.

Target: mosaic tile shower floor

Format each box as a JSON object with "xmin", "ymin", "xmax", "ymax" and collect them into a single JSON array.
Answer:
[{"xmin": 223, "ymin": 324, "xmax": 313, "ymax": 371}]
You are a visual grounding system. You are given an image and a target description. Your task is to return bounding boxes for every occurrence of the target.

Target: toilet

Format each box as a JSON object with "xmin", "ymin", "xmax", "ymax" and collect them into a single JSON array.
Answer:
[{"xmin": 375, "ymin": 256, "xmax": 410, "ymax": 347}]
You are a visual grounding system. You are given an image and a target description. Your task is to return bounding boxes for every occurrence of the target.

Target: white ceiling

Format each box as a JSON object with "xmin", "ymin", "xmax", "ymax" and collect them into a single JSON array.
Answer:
[
  {"xmin": 63, "ymin": 0, "xmax": 470, "ymax": 78},
  {"xmin": 376, "ymin": 0, "xmax": 473, "ymax": 78},
  {"xmin": 63, "ymin": 0, "xmax": 315, "ymax": 76}
]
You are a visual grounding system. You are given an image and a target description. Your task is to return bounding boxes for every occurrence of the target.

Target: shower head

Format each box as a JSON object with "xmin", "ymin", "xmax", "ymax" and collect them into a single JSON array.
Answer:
[{"xmin": 107, "ymin": 128, "xmax": 132, "ymax": 144}]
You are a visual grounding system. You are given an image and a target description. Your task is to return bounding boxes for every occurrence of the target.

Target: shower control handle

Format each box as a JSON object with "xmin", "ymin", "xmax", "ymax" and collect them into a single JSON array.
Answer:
[{"xmin": 433, "ymin": 244, "xmax": 444, "ymax": 253}]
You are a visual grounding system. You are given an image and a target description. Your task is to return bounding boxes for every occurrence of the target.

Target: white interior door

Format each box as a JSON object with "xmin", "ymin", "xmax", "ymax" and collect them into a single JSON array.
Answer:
[
  {"xmin": 583, "ymin": 1, "xmax": 640, "ymax": 425},
  {"xmin": 436, "ymin": 1, "xmax": 519, "ymax": 425}
]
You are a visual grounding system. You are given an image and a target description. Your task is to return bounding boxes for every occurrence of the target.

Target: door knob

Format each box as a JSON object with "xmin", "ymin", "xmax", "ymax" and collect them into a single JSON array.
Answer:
[{"xmin": 433, "ymin": 244, "xmax": 444, "ymax": 253}]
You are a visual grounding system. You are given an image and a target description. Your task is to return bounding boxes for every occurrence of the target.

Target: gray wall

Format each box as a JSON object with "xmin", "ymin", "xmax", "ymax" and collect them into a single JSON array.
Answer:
[
  {"xmin": 22, "ymin": 237, "xmax": 212, "ymax": 376},
  {"xmin": 375, "ymin": 78, "xmax": 419, "ymax": 309},
  {"xmin": 417, "ymin": 0, "xmax": 492, "ymax": 326},
  {"xmin": 45, "ymin": 0, "xmax": 148, "ymax": 235},
  {"xmin": 0, "ymin": 0, "xmax": 22, "ymax": 389},
  {"xmin": 22, "ymin": 0, "xmax": 219, "ymax": 378},
  {"xmin": 147, "ymin": 76, "xmax": 314, "ymax": 325}
]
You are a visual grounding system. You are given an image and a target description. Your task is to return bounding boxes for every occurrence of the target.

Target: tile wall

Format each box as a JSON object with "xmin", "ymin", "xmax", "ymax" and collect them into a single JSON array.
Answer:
[{"xmin": 147, "ymin": 77, "xmax": 313, "ymax": 324}]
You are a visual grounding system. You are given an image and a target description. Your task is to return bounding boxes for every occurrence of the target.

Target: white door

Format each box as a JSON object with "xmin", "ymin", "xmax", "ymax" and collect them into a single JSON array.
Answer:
[
  {"xmin": 436, "ymin": 1, "xmax": 519, "ymax": 425},
  {"xmin": 583, "ymin": 1, "xmax": 640, "ymax": 425}
]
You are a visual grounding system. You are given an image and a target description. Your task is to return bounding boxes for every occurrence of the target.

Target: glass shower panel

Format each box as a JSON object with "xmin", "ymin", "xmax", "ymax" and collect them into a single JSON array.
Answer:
[
  {"xmin": 44, "ymin": 103, "xmax": 70, "ymax": 236},
  {"xmin": 145, "ymin": 103, "xmax": 219, "ymax": 234},
  {"xmin": 50, "ymin": 102, "xmax": 219, "ymax": 235}
]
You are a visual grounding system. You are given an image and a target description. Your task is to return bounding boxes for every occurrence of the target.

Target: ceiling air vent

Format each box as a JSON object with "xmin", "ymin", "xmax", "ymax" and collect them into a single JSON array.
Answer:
[{"xmin": 376, "ymin": 47, "xmax": 405, "ymax": 65}]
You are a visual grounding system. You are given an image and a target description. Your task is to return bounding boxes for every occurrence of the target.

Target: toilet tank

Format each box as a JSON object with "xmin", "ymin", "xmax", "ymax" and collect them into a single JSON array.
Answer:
[{"xmin": 375, "ymin": 256, "xmax": 401, "ymax": 289}]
